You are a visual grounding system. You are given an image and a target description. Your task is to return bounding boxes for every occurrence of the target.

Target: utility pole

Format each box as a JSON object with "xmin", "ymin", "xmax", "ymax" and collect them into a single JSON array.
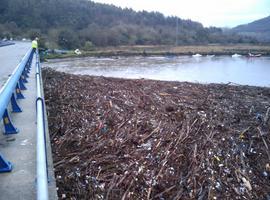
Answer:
[{"xmin": 175, "ymin": 17, "xmax": 179, "ymax": 46}]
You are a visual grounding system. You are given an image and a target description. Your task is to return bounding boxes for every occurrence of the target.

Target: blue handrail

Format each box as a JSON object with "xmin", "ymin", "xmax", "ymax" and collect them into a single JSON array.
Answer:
[
  {"xmin": 0, "ymin": 48, "xmax": 32, "ymax": 119},
  {"xmin": 0, "ymin": 47, "xmax": 49, "ymax": 197},
  {"xmin": 0, "ymin": 47, "xmax": 33, "ymax": 172}
]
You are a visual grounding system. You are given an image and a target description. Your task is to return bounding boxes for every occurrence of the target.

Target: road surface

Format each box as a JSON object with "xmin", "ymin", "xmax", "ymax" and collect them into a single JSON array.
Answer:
[{"xmin": 0, "ymin": 42, "xmax": 31, "ymax": 89}]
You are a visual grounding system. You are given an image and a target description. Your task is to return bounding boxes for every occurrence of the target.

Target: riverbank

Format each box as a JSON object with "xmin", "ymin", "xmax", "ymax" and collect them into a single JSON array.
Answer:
[
  {"xmin": 43, "ymin": 68, "xmax": 270, "ymax": 199},
  {"xmin": 43, "ymin": 44, "xmax": 270, "ymax": 60}
]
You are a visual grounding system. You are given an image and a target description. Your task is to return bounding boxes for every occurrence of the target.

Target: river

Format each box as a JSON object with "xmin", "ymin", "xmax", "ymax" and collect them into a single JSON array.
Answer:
[{"xmin": 45, "ymin": 56, "xmax": 270, "ymax": 87}]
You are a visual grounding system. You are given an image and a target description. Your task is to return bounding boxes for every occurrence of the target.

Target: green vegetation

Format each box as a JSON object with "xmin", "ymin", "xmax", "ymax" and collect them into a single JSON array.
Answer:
[
  {"xmin": 0, "ymin": 0, "xmax": 259, "ymax": 49},
  {"xmin": 41, "ymin": 45, "xmax": 270, "ymax": 61}
]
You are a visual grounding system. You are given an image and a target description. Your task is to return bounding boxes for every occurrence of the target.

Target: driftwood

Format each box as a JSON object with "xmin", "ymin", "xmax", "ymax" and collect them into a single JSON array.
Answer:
[{"xmin": 43, "ymin": 68, "xmax": 270, "ymax": 200}]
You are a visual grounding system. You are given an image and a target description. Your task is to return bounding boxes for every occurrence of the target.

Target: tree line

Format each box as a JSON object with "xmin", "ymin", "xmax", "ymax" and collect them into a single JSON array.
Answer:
[{"xmin": 0, "ymin": 0, "xmax": 258, "ymax": 49}]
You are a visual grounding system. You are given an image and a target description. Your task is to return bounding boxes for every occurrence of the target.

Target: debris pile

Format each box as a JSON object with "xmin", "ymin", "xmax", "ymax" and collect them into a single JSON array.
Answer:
[{"xmin": 43, "ymin": 68, "xmax": 270, "ymax": 199}]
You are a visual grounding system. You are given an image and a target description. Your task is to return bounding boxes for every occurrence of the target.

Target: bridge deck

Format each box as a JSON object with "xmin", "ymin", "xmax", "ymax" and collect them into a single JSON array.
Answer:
[
  {"xmin": 0, "ymin": 42, "xmax": 30, "ymax": 89},
  {"xmin": 0, "ymin": 42, "xmax": 57, "ymax": 200}
]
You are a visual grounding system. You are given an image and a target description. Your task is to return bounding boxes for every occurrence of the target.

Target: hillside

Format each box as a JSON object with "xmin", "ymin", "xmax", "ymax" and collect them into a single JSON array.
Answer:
[
  {"xmin": 234, "ymin": 16, "xmax": 270, "ymax": 32},
  {"xmin": 233, "ymin": 15, "xmax": 270, "ymax": 42},
  {"xmin": 0, "ymin": 0, "xmax": 257, "ymax": 48}
]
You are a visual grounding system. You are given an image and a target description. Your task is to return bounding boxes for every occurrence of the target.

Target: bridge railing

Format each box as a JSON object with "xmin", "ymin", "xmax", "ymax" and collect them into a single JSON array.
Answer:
[
  {"xmin": 0, "ymin": 41, "xmax": 15, "ymax": 47},
  {"xmin": 0, "ymin": 48, "xmax": 33, "ymax": 172},
  {"xmin": 35, "ymin": 50, "xmax": 49, "ymax": 200}
]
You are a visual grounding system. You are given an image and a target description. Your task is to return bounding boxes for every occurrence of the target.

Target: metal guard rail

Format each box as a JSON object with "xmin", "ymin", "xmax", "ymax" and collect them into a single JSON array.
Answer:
[
  {"xmin": 36, "ymin": 50, "xmax": 49, "ymax": 200},
  {"xmin": 0, "ymin": 47, "xmax": 49, "ymax": 198},
  {"xmin": 0, "ymin": 48, "xmax": 33, "ymax": 172},
  {"xmin": 0, "ymin": 41, "xmax": 15, "ymax": 47}
]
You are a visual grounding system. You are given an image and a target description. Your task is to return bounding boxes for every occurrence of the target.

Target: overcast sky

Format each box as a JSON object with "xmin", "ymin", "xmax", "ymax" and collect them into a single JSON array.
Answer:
[{"xmin": 92, "ymin": 0, "xmax": 269, "ymax": 27}]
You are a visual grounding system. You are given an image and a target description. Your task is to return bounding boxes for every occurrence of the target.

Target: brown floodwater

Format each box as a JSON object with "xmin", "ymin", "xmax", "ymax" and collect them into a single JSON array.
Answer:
[{"xmin": 45, "ymin": 55, "xmax": 270, "ymax": 87}]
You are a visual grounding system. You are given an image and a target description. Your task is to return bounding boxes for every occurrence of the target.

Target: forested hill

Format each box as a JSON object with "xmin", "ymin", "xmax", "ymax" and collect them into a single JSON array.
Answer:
[
  {"xmin": 234, "ymin": 16, "xmax": 270, "ymax": 32},
  {"xmin": 0, "ymin": 0, "xmax": 257, "ymax": 48},
  {"xmin": 233, "ymin": 16, "xmax": 270, "ymax": 42}
]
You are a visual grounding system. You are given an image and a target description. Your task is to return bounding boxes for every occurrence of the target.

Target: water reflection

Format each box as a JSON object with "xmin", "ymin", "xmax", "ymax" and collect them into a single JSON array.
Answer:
[{"xmin": 45, "ymin": 56, "xmax": 270, "ymax": 87}]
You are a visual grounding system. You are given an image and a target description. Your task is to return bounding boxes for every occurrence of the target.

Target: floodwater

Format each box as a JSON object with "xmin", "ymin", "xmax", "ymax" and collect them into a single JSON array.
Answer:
[{"xmin": 45, "ymin": 56, "xmax": 270, "ymax": 87}]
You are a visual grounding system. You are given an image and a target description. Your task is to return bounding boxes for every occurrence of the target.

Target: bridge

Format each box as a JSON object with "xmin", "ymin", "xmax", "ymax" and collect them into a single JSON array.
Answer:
[{"xmin": 0, "ymin": 42, "xmax": 57, "ymax": 200}]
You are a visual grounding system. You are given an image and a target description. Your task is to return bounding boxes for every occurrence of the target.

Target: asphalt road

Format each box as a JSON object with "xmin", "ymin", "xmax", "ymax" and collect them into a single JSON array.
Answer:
[{"xmin": 0, "ymin": 42, "xmax": 31, "ymax": 89}]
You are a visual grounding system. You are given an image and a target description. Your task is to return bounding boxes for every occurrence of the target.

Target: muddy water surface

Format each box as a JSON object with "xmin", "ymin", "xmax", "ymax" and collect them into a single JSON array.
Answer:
[{"xmin": 45, "ymin": 56, "xmax": 270, "ymax": 87}]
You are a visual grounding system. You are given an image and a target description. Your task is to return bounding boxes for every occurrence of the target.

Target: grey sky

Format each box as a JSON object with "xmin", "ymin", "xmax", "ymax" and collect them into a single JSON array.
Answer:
[{"xmin": 92, "ymin": 0, "xmax": 269, "ymax": 27}]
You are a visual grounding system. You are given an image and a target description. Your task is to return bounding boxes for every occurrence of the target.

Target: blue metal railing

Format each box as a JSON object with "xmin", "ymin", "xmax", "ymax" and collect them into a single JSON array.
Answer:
[
  {"xmin": 0, "ymin": 48, "xmax": 33, "ymax": 172},
  {"xmin": 0, "ymin": 41, "xmax": 15, "ymax": 47},
  {"xmin": 35, "ymin": 50, "xmax": 49, "ymax": 200},
  {"xmin": 0, "ymin": 47, "xmax": 49, "ymax": 198},
  {"xmin": 0, "ymin": 47, "xmax": 49, "ymax": 199}
]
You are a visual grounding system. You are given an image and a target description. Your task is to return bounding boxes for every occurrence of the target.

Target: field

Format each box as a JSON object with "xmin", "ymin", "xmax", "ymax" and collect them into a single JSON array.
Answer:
[{"xmin": 43, "ymin": 45, "xmax": 270, "ymax": 60}]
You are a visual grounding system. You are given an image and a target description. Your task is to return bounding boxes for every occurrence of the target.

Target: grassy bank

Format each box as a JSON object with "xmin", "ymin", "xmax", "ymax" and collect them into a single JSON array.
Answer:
[
  {"xmin": 43, "ymin": 68, "xmax": 270, "ymax": 199},
  {"xmin": 43, "ymin": 44, "xmax": 270, "ymax": 60}
]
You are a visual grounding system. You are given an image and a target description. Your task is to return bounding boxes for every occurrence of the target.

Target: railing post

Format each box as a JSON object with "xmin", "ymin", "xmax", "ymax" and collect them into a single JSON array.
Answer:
[
  {"xmin": 11, "ymin": 93, "xmax": 22, "ymax": 113},
  {"xmin": 0, "ymin": 154, "xmax": 12, "ymax": 173},
  {"xmin": 19, "ymin": 78, "xmax": 27, "ymax": 90},
  {"xmin": 21, "ymin": 75, "xmax": 28, "ymax": 83},
  {"xmin": 23, "ymin": 69, "xmax": 29, "ymax": 78},
  {"xmin": 16, "ymin": 83, "xmax": 25, "ymax": 99},
  {"xmin": 2, "ymin": 109, "xmax": 18, "ymax": 134}
]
